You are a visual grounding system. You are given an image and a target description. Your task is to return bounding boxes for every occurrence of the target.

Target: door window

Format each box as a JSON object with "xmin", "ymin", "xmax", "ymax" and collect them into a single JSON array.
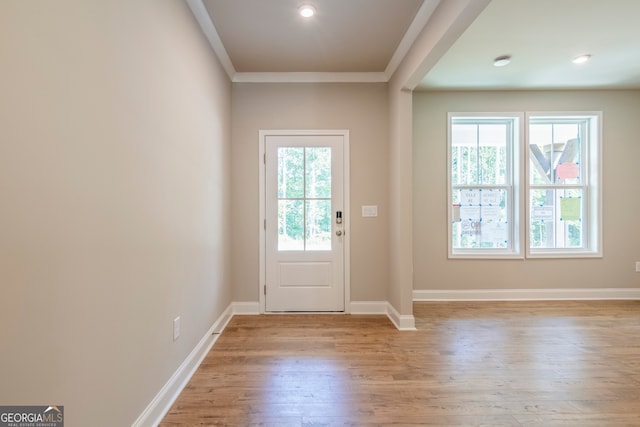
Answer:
[{"xmin": 277, "ymin": 147, "xmax": 332, "ymax": 251}]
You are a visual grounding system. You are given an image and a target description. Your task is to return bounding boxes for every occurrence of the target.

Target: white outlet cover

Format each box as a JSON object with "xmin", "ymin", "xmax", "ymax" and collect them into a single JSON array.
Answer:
[{"xmin": 173, "ymin": 316, "xmax": 181, "ymax": 341}]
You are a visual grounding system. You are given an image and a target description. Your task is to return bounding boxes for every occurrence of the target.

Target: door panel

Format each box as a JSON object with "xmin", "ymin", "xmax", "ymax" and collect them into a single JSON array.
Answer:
[{"xmin": 265, "ymin": 134, "xmax": 345, "ymax": 312}]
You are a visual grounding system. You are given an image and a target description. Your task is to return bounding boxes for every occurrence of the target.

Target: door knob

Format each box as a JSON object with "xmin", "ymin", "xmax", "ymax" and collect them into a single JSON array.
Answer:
[{"xmin": 336, "ymin": 230, "xmax": 343, "ymax": 236}]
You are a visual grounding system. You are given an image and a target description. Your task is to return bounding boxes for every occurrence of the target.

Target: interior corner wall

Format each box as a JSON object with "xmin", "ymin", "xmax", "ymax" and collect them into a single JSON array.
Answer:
[
  {"xmin": 0, "ymin": 1, "xmax": 232, "ymax": 425},
  {"xmin": 231, "ymin": 83, "xmax": 390, "ymax": 304},
  {"xmin": 413, "ymin": 90, "xmax": 640, "ymax": 292},
  {"xmin": 387, "ymin": 86, "xmax": 415, "ymax": 314}
]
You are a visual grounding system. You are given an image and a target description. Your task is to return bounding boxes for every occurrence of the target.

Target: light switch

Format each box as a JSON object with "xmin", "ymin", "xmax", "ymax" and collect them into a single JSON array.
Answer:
[{"xmin": 362, "ymin": 205, "xmax": 378, "ymax": 217}]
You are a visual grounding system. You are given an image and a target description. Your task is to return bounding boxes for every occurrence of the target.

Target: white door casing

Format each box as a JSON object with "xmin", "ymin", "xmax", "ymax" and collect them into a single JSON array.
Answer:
[{"xmin": 259, "ymin": 130, "xmax": 350, "ymax": 312}]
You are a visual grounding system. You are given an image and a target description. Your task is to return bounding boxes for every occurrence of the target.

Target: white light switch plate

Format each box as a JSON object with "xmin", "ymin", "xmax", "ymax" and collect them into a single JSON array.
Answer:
[{"xmin": 362, "ymin": 205, "xmax": 378, "ymax": 217}]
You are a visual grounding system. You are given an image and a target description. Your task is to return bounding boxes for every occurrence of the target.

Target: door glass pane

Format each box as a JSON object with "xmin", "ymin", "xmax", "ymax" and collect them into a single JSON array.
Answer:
[
  {"xmin": 305, "ymin": 147, "xmax": 332, "ymax": 198},
  {"xmin": 306, "ymin": 200, "xmax": 331, "ymax": 251},
  {"xmin": 278, "ymin": 200, "xmax": 304, "ymax": 251},
  {"xmin": 277, "ymin": 146, "xmax": 334, "ymax": 252},
  {"xmin": 278, "ymin": 147, "xmax": 304, "ymax": 198}
]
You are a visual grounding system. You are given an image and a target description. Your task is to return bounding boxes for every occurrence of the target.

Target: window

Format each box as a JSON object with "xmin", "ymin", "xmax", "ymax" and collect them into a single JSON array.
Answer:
[
  {"xmin": 448, "ymin": 113, "xmax": 522, "ymax": 258},
  {"xmin": 448, "ymin": 112, "xmax": 601, "ymax": 259},
  {"xmin": 527, "ymin": 113, "xmax": 602, "ymax": 257}
]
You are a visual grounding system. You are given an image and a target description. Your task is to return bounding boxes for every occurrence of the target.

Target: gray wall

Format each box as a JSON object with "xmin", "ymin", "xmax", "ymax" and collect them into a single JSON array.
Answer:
[
  {"xmin": 0, "ymin": 1, "xmax": 232, "ymax": 425},
  {"xmin": 231, "ymin": 83, "xmax": 390, "ymax": 303},
  {"xmin": 413, "ymin": 90, "xmax": 640, "ymax": 291}
]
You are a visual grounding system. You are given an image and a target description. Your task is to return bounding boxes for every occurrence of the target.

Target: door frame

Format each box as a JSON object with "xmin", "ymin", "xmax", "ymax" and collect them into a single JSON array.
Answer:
[{"xmin": 259, "ymin": 129, "xmax": 350, "ymax": 314}]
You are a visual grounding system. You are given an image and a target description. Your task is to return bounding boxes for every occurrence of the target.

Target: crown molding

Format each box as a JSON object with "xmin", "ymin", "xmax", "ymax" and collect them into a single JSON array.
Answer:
[
  {"xmin": 385, "ymin": 0, "xmax": 441, "ymax": 79},
  {"xmin": 233, "ymin": 72, "xmax": 388, "ymax": 84},
  {"xmin": 186, "ymin": 0, "xmax": 236, "ymax": 80}
]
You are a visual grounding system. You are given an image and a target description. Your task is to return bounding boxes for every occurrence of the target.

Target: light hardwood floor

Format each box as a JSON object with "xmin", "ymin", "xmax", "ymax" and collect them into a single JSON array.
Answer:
[{"xmin": 160, "ymin": 301, "xmax": 640, "ymax": 426}]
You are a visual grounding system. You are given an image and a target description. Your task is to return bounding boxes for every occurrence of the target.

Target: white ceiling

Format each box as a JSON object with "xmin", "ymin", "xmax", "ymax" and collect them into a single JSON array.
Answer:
[
  {"xmin": 420, "ymin": 0, "xmax": 640, "ymax": 90},
  {"xmin": 190, "ymin": 0, "xmax": 640, "ymax": 90}
]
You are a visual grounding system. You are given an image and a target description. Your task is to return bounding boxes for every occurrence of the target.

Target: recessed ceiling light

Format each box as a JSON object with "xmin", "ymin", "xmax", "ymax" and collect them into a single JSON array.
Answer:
[
  {"xmin": 493, "ymin": 55, "xmax": 511, "ymax": 67},
  {"xmin": 572, "ymin": 54, "xmax": 592, "ymax": 64},
  {"xmin": 298, "ymin": 4, "xmax": 316, "ymax": 18}
]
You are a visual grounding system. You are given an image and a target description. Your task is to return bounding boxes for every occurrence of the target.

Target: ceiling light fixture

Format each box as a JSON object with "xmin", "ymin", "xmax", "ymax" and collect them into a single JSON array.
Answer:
[
  {"xmin": 493, "ymin": 55, "xmax": 511, "ymax": 67},
  {"xmin": 298, "ymin": 4, "xmax": 316, "ymax": 18},
  {"xmin": 572, "ymin": 54, "xmax": 592, "ymax": 64}
]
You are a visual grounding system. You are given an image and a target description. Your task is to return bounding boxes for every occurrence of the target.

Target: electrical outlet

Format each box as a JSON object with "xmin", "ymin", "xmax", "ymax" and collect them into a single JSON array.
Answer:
[
  {"xmin": 636, "ymin": 261, "xmax": 640, "ymax": 273},
  {"xmin": 173, "ymin": 316, "xmax": 181, "ymax": 341}
]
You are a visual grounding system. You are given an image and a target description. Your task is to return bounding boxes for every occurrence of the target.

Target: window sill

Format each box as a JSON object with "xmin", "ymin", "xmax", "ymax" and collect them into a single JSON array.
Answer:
[{"xmin": 526, "ymin": 250, "xmax": 603, "ymax": 259}]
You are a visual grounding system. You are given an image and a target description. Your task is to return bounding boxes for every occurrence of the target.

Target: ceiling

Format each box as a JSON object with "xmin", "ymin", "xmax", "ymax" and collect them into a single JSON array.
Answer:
[
  {"xmin": 203, "ymin": 0, "xmax": 424, "ymax": 73},
  {"xmin": 421, "ymin": 0, "xmax": 640, "ymax": 90},
  {"xmin": 191, "ymin": 0, "xmax": 640, "ymax": 90}
]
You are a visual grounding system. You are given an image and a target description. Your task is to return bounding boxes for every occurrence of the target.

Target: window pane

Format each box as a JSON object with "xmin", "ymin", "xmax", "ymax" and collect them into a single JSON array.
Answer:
[
  {"xmin": 278, "ymin": 147, "xmax": 304, "ymax": 198},
  {"xmin": 451, "ymin": 124, "xmax": 478, "ymax": 186},
  {"xmin": 555, "ymin": 137, "xmax": 581, "ymax": 185},
  {"xmin": 478, "ymin": 124, "xmax": 507, "ymax": 185},
  {"xmin": 306, "ymin": 200, "xmax": 331, "ymax": 251},
  {"xmin": 452, "ymin": 188, "xmax": 508, "ymax": 249},
  {"xmin": 529, "ymin": 123, "xmax": 581, "ymax": 185},
  {"xmin": 305, "ymin": 147, "xmax": 331, "ymax": 198},
  {"xmin": 529, "ymin": 188, "xmax": 556, "ymax": 248},
  {"xmin": 452, "ymin": 123, "xmax": 508, "ymax": 186},
  {"xmin": 278, "ymin": 200, "xmax": 304, "ymax": 251},
  {"xmin": 529, "ymin": 188, "xmax": 583, "ymax": 249},
  {"xmin": 529, "ymin": 124, "xmax": 554, "ymax": 184},
  {"xmin": 559, "ymin": 190, "xmax": 583, "ymax": 248}
]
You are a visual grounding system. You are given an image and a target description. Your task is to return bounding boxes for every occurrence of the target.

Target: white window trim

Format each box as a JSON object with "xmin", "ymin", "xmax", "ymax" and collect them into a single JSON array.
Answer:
[
  {"xmin": 525, "ymin": 111, "xmax": 603, "ymax": 258},
  {"xmin": 447, "ymin": 112, "xmax": 524, "ymax": 259}
]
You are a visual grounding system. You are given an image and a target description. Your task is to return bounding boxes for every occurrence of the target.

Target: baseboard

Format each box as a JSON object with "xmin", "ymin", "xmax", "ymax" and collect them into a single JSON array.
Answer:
[
  {"xmin": 385, "ymin": 303, "xmax": 417, "ymax": 331},
  {"xmin": 413, "ymin": 288, "xmax": 640, "ymax": 301},
  {"xmin": 349, "ymin": 301, "xmax": 389, "ymax": 314},
  {"xmin": 132, "ymin": 303, "xmax": 234, "ymax": 427},
  {"xmin": 350, "ymin": 301, "xmax": 416, "ymax": 331},
  {"xmin": 232, "ymin": 301, "xmax": 261, "ymax": 315}
]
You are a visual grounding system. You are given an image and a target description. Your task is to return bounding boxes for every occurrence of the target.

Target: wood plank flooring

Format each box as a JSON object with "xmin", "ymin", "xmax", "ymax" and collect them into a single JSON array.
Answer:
[{"xmin": 160, "ymin": 301, "xmax": 640, "ymax": 426}]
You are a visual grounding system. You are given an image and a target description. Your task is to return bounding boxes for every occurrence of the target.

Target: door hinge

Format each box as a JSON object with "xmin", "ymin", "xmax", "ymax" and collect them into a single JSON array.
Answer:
[
  {"xmin": 264, "ymin": 285, "xmax": 266, "ymax": 295},
  {"xmin": 264, "ymin": 219, "xmax": 266, "ymax": 230},
  {"xmin": 263, "ymin": 153, "xmax": 266, "ymax": 164}
]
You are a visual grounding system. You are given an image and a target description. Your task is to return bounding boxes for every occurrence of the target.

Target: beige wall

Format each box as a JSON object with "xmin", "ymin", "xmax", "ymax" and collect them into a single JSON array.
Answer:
[
  {"xmin": 231, "ymin": 83, "xmax": 389, "ymax": 303},
  {"xmin": 0, "ymin": 1, "xmax": 231, "ymax": 425},
  {"xmin": 413, "ymin": 90, "xmax": 640, "ymax": 291}
]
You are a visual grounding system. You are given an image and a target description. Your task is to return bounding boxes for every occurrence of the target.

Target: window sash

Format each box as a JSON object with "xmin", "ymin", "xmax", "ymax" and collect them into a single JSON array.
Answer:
[
  {"xmin": 526, "ymin": 113, "xmax": 600, "ymax": 257},
  {"xmin": 448, "ymin": 113, "xmax": 521, "ymax": 258}
]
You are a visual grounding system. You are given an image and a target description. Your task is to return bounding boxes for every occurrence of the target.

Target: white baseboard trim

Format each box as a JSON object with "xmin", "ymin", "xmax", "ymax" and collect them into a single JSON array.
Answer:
[
  {"xmin": 413, "ymin": 288, "xmax": 640, "ymax": 301},
  {"xmin": 350, "ymin": 301, "xmax": 416, "ymax": 331},
  {"xmin": 132, "ymin": 303, "xmax": 234, "ymax": 427},
  {"xmin": 349, "ymin": 301, "xmax": 389, "ymax": 314},
  {"xmin": 232, "ymin": 301, "xmax": 261, "ymax": 315},
  {"xmin": 385, "ymin": 303, "xmax": 417, "ymax": 331}
]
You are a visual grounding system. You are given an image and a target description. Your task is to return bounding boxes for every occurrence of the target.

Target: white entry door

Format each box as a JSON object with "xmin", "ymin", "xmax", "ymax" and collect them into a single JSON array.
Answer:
[{"xmin": 264, "ymin": 132, "xmax": 347, "ymax": 312}]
